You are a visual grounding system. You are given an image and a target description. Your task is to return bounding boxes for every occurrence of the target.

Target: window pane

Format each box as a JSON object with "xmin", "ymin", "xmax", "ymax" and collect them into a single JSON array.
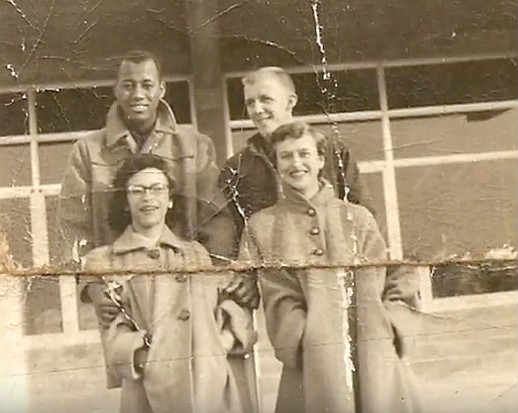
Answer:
[
  {"xmin": 23, "ymin": 276, "xmax": 63, "ymax": 335},
  {"xmin": 318, "ymin": 69, "xmax": 379, "ymax": 112},
  {"xmin": 294, "ymin": 70, "xmax": 379, "ymax": 115},
  {"xmin": 0, "ymin": 144, "xmax": 32, "ymax": 186},
  {"xmin": 36, "ymin": 81, "xmax": 191, "ymax": 133},
  {"xmin": 39, "ymin": 141, "xmax": 74, "ymax": 185},
  {"xmin": 230, "ymin": 128, "xmax": 255, "ymax": 155},
  {"xmin": 397, "ymin": 159, "xmax": 517, "ymax": 261},
  {"xmin": 47, "ymin": 195, "xmax": 97, "ymax": 330},
  {"xmin": 0, "ymin": 198, "xmax": 32, "ymax": 267},
  {"xmin": 0, "ymin": 93, "xmax": 28, "ymax": 136},
  {"xmin": 432, "ymin": 261, "xmax": 517, "ymax": 298},
  {"xmin": 392, "ymin": 108, "xmax": 518, "ymax": 159},
  {"xmin": 37, "ymin": 87, "xmax": 113, "ymax": 133},
  {"xmin": 362, "ymin": 172, "xmax": 387, "ymax": 243},
  {"xmin": 314, "ymin": 121, "xmax": 384, "ymax": 161},
  {"xmin": 386, "ymin": 58, "xmax": 518, "ymax": 108},
  {"xmin": 226, "ymin": 78, "xmax": 247, "ymax": 121},
  {"xmin": 230, "ymin": 121, "xmax": 383, "ymax": 162},
  {"xmin": 164, "ymin": 81, "xmax": 192, "ymax": 124},
  {"xmin": 227, "ymin": 69, "xmax": 379, "ymax": 120},
  {"xmin": 46, "ymin": 195, "xmax": 69, "ymax": 265}
]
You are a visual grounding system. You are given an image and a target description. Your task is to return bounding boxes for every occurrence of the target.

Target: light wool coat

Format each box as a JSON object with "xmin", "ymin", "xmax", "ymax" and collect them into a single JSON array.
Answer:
[
  {"xmin": 85, "ymin": 225, "xmax": 256, "ymax": 413},
  {"xmin": 240, "ymin": 181, "xmax": 423, "ymax": 413}
]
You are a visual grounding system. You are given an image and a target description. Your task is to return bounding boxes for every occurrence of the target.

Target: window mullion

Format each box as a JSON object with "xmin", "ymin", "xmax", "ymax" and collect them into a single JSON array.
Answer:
[{"xmin": 377, "ymin": 64, "xmax": 403, "ymax": 260}]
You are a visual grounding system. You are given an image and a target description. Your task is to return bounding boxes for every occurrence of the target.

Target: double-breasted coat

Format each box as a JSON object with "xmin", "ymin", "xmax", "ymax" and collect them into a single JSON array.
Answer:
[
  {"xmin": 84, "ymin": 225, "xmax": 256, "ymax": 413},
  {"xmin": 239, "ymin": 181, "xmax": 423, "ymax": 413}
]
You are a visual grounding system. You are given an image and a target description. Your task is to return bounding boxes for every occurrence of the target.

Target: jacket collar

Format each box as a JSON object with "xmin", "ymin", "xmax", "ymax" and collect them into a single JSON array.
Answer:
[
  {"xmin": 280, "ymin": 179, "xmax": 338, "ymax": 209},
  {"xmin": 112, "ymin": 224, "xmax": 184, "ymax": 254},
  {"xmin": 105, "ymin": 99, "xmax": 178, "ymax": 148},
  {"xmin": 247, "ymin": 132, "xmax": 274, "ymax": 159}
]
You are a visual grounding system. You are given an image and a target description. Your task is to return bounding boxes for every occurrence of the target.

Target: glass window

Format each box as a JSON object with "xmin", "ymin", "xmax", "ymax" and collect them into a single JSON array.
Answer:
[
  {"xmin": 0, "ymin": 144, "xmax": 32, "ymax": 186},
  {"xmin": 164, "ymin": 81, "xmax": 192, "ymax": 124},
  {"xmin": 230, "ymin": 128, "xmax": 255, "ymax": 155},
  {"xmin": 431, "ymin": 260, "xmax": 517, "ymax": 298},
  {"xmin": 230, "ymin": 121, "xmax": 383, "ymax": 161},
  {"xmin": 226, "ymin": 78, "xmax": 248, "ymax": 121},
  {"xmin": 0, "ymin": 92, "xmax": 28, "ymax": 136},
  {"xmin": 391, "ymin": 108, "xmax": 518, "ymax": 159},
  {"xmin": 230, "ymin": 120, "xmax": 383, "ymax": 162},
  {"xmin": 36, "ymin": 87, "xmax": 113, "ymax": 133},
  {"xmin": 46, "ymin": 195, "xmax": 97, "ymax": 330},
  {"xmin": 295, "ymin": 69, "xmax": 379, "ymax": 115},
  {"xmin": 396, "ymin": 159, "xmax": 517, "ymax": 261},
  {"xmin": 362, "ymin": 172, "xmax": 387, "ymax": 244},
  {"xmin": 226, "ymin": 69, "xmax": 379, "ymax": 120},
  {"xmin": 0, "ymin": 198, "xmax": 32, "ymax": 267},
  {"xmin": 46, "ymin": 195, "xmax": 70, "ymax": 265},
  {"xmin": 35, "ymin": 81, "xmax": 191, "ymax": 134},
  {"xmin": 386, "ymin": 58, "xmax": 518, "ymax": 109},
  {"xmin": 313, "ymin": 121, "xmax": 384, "ymax": 161},
  {"xmin": 39, "ymin": 141, "xmax": 75, "ymax": 185}
]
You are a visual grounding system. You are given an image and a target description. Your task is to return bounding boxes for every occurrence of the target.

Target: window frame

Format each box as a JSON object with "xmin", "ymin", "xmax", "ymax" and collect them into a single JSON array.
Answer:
[
  {"xmin": 0, "ymin": 75, "xmax": 195, "ymax": 341},
  {"xmin": 1, "ymin": 52, "xmax": 517, "ymax": 343}
]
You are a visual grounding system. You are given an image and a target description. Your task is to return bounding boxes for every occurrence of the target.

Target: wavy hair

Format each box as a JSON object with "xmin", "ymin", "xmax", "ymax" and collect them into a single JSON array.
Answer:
[{"xmin": 108, "ymin": 154, "xmax": 176, "ymax": 237}]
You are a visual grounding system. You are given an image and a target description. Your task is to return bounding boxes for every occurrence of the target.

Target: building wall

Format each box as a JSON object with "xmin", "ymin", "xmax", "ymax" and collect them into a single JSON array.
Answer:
[{"xmin": 0, "ymin": 47, "xmax": 516, "ymax": 412}]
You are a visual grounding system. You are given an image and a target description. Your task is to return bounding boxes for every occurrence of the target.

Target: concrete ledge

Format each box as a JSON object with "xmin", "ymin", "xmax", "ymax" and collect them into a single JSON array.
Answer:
[{"xmin": 428, "ymin": 290, "xmax": 517, "ymax": 312}]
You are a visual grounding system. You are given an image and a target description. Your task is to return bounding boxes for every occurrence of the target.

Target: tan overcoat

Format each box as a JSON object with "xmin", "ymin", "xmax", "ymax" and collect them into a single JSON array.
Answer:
[
  {"xmin": 85, "ymin": 225, "xmax": 256, "ymax": 413},
  {"xmin": 240, "ymin": 181, "xmax": 423, "ymax": 413}
]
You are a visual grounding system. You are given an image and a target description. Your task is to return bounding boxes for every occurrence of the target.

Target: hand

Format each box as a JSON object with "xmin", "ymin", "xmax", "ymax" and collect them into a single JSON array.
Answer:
[
  {"xmin": 88, "ymin": 283, "xmax": 120, "ymax": 328},
  {"xmin": 222, "ymin": 273, "xmax": 260, "ymax": 309},
  {"xmin": 383, "ymin": 266, "xmax": 422, "ymax": 310},
  {"xmin": 217, "ymin": 300, "xmax": 257, "ymax": 355}
]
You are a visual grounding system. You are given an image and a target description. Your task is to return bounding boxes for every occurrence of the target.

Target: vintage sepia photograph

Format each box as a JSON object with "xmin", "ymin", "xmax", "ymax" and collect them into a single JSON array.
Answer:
[{"xmin": 0, "ymin": 1, "xmax": 516, "ymax": 413}]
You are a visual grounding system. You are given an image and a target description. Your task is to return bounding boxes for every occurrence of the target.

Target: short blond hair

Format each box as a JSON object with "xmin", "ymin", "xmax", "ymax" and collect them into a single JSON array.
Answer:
[{"xmin": 241, "ymin": 67, "xmax": 296, "ymax": 94}]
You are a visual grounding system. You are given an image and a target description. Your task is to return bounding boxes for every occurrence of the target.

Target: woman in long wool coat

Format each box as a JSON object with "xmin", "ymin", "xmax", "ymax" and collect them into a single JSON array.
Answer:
[
  {"xmin": 239, "ymin": 121, "xmax": 422, "ymax": 413},
  {"xmin": 84, "ymin": 154, "xmax": 256, "ymax": 413}
]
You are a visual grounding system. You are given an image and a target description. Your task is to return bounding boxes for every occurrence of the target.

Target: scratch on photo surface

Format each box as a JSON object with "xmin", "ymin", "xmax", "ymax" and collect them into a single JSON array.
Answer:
[
  {"xmin": 310, "ymin": 0, "xmax": 349, "ymax": 200},
  {"xmin": 187, "ymin": 2, "xmax": 242, "ymax": 35},
  {"xmin": 2, "ymin": 0, "xmax": 39, "ymax": 31},
  {"xmin": 5, "ymin": 63, "xmax": 19, "ymax": 79},
  {"xmin": 17, "ymin": 0, "xmax": 57, "ymax": 77}
]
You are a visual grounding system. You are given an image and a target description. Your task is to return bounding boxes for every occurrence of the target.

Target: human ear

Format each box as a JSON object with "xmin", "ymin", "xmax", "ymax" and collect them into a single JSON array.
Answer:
[
  {"xmin": 317, "ymin": 154, "xmax": 325, "ymax": 170},
  {"xmin": 287, "ymin": 93, "xmax": 298, "ymax": 112},
  {"xmin": 159, "ymin": 81, "xmax": 166, "ymax": 100},
  {"xmin": 113, "ymin": 82, "xmax": 121, "ymax": 102}
]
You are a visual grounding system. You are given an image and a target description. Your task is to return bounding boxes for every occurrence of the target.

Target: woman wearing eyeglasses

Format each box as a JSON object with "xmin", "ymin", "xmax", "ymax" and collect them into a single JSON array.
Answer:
[{"xmin": 83, "ymin": 154, "xmax": 256, "ymax": 413}]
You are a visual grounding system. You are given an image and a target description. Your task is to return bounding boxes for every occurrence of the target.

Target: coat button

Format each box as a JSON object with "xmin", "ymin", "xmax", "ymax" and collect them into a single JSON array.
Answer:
[
  {"xmin": 312, "ymin": 248, "xmax": 324, "ymax": 256},
  {"xmin": 146, "ymin": 249, "xmax": 160, "ymax": 259},
  {"xmin": 307, "ymin": 208, "xmax": 316, "ymax": 217},
  {"xmin": 178, "ymin": 309, "xmax": 190, "ymax": 321},
  {"xmin": 309, "ymin": 227, "xmax": 320, "ymax": 235}
]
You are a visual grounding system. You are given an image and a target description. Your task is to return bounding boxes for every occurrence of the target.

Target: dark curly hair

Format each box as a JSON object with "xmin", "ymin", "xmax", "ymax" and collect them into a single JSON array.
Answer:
[
  {"xmin": 117, "ymin": 50, "xmax": 163, "ymax": 81},
  {"xmin": 108, "ymin": 154, "xmax": 176, "ymax": 237}
]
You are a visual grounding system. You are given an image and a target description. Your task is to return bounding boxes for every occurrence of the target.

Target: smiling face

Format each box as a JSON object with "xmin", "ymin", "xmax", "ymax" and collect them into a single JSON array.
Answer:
[
  {"xmin": 114, "ymin": 59, "xmax": 165, "ymax": 130},
  {"xmin": 275, "ymin": 133, "xmax": 324, "ymax": 199},
  {"xmin": 126, "ymin": 167, "xmax": 170, "ymax": 233},
  {"xmin": 243, "ymin": 75, "xmax": 297, "ymax": 138}
]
